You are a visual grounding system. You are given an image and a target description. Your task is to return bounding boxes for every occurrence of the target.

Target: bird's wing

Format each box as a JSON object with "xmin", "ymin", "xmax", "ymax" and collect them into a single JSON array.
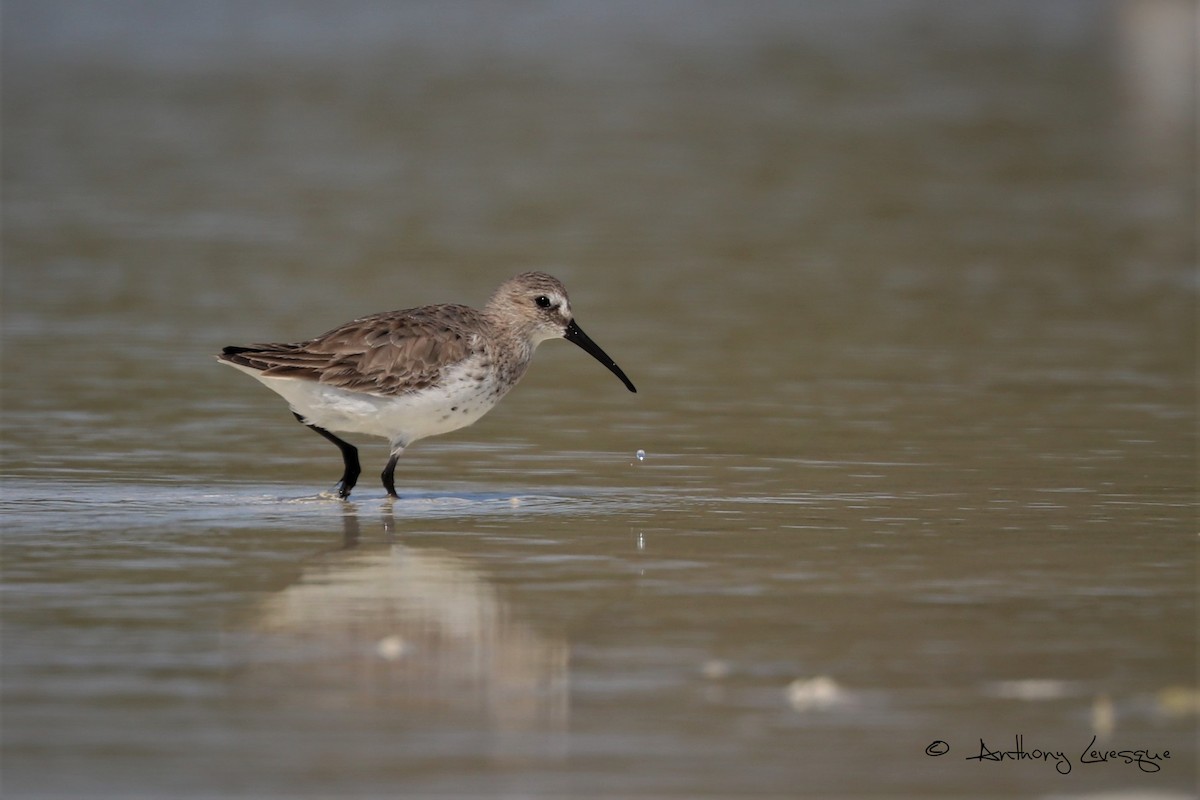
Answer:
[{"xmin": 219, "ymin": 305, "xmax": 482, "ymax": 396}]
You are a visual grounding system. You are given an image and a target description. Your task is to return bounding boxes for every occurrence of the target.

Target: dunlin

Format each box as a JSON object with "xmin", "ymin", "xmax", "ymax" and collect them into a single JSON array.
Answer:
[{"xmin": 217, "ymin": 272, "xmax": 636, "ymax": 499}]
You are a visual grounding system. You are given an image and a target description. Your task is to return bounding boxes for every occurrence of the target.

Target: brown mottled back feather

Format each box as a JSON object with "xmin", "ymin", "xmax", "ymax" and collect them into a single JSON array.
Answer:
[{"xmin": 219, "ymin": 304, "xmax": 483, "ymax": 396}]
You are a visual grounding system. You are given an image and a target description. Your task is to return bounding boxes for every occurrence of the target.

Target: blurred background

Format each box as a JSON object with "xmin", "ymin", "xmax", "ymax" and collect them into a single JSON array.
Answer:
[{"xmin": 2, "ymin": 1, "xmax": 1195, "ymax": 798}]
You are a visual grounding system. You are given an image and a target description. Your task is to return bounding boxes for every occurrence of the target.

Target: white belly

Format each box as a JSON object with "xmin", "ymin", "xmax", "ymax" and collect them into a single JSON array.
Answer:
[{"xmin": 229, "ymin": 361, "xmax": 507, "ymax": 448}]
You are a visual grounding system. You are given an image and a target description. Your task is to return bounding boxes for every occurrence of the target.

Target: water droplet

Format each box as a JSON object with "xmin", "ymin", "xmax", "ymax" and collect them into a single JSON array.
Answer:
[{"xmin": 635, "ymin": 449, "xmax": 646, "ymax": 462}]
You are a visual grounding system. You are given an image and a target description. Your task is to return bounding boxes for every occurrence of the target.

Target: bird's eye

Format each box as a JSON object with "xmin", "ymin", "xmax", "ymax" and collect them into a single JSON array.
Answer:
[{"xmin": 535, "ymin": 295, "xmax": 552, "ymax": 309}]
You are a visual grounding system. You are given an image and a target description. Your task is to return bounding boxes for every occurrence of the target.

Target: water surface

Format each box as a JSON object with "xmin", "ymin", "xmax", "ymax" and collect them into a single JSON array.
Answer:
[{"xmin": 2, "ymin": 2, "xmax": 1195, "ymax": 797}]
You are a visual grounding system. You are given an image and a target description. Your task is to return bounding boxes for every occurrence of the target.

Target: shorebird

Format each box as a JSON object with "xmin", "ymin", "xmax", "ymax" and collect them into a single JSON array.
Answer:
[{"xmin": 217, "ymin": 272, "xmax": 636, "ymax": 499}]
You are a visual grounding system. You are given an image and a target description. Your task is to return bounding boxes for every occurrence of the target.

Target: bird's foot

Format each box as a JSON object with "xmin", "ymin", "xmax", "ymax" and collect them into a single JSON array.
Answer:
[{"xmin": 317, "ymin": 482, "xmax": 353, "ymax": 501}]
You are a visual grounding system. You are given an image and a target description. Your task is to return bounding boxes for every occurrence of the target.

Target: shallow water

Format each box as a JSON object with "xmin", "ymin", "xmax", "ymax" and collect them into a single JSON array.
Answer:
[{"xmin": 2, "ymin": 1, "xmax": 1196, "ymax": 798}]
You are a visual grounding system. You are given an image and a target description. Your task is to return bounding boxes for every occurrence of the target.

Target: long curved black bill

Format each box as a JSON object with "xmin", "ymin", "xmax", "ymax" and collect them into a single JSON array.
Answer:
[{"xmin": 563, "ymin": 319, "xmax": 637, "ymax": 393}]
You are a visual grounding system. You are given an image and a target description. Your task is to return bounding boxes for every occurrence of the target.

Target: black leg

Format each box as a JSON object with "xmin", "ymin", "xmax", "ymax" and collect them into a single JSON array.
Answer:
[
  {"xmin": 381, "ymin": 451, "xmax": 401, "ymax": 499},
  {"xmin": 294, "ymin": 412, "xmax": 360, "ymax": 499}
]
